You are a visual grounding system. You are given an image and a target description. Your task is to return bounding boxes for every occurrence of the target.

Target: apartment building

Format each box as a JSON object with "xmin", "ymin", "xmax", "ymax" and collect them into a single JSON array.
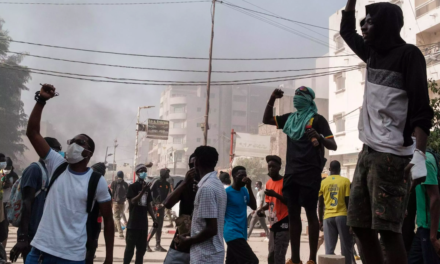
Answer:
[
  {"xmin": 328, "ymin": 0, "xmax": 440, "ymax": 180},
  {"xmin": 145, "ymin": 85, "xmax": 273, "ymax": 175}
]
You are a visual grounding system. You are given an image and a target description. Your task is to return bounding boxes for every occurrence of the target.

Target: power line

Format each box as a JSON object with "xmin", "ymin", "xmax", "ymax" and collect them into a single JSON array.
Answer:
[
  {"xmin": 0, "ymin": 62, "xmax": 361, "ymax": 84},
  {"xmin": 328, "ymin": 107, "xmax": 361, "ymax": 124},
  {"xmin": 7, "ymin": 51, "xmax": 359, "ymax": 73},
  {"xmin": 0, "ymin": 37, "xmax": 355, "ymax": 60},
  {"xmin": 217, "ymin": 1, "xmax": 339, "ymax": 32},
  {"xmin": 0, "ymin": 1, "xmax": 210, "ymax": 5}
]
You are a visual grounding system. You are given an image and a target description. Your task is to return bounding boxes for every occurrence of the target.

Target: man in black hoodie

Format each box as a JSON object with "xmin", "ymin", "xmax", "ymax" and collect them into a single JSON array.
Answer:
[{"xmin": 341, "ymin": 1, "xmax": 434, "ymax": 264}]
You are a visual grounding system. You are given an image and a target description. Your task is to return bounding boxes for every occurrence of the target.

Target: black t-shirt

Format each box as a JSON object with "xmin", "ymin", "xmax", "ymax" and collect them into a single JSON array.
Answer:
[
  {"xmin": 151, "ymin": 180, "xmax": 170, "ymax": 204},
  {"xmin": 275, "ymin": 113, "xmax": 333, "ymax": 187},
  {"xmin": 126, "ymin": 180, "xmax": 152, "ymax": 230},
  {"xmin": 169, "ymin": 180, "xmax": 197, "ymax": 253}
]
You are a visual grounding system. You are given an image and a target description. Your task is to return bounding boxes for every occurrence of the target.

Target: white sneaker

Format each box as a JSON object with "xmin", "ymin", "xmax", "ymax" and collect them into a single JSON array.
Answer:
[{"xmin": 263, "ymin": 237, "xmax": 269, "ymax": 242}]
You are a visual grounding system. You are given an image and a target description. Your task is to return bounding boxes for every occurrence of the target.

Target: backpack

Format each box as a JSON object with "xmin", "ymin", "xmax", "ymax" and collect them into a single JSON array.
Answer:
[
  {"xmin": 47, "ymin": 162, "xmax": 103, "ymax": 250},
  {"xmin": 6, "ymin": 162, "xmax": 48, "ymax": 227}
]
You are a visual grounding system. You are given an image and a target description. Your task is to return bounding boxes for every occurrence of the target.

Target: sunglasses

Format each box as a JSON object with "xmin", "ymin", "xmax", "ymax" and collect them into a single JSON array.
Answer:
[
  {"xmin": 67, "ymin": 138, "xmax": 90, "ymax": 148},
  {"xmin": 295, "ymin": 87, "xmax": 312, "ymax": 96}
]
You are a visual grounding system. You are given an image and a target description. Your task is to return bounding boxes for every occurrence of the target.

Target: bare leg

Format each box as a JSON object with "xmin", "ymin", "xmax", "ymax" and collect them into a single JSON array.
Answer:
[
  {"xmin": 353, "ymin": 227, "xmax": 383, "ymax": 264},
  {"xmin": 288, "ymin": 204, "xmax": 302, "ymax": 263},
  {"xmin": 380, "ymin": 230, "xmax": 407, "ymax": 264},
  {"xmin": 305, "ymin": 207, "xmax": 319, "ymax": 263}
]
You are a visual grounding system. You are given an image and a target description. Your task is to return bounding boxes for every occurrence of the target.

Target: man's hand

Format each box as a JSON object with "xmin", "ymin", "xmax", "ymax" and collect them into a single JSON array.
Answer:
[
  {"xmin": 153, "ymin": 221, "xmax": 159, "ymax": 228},
  {"xmin": 184, "ymin": 168, "xmax": 196, "ymax": 183},
  {"xmin": 319, "ymin": 221, "xmax": 323, "ymax": 232},
  {"xmin": 176, "ymin": 235, "xmax": 192, "ymax": 250},
  {"xmin": 271, "ymin": 88, "xmax": 284, "ymax": 99},
  {"xmin": 10, "ymin": 240, "xmax": 31, "ymax": 263},
  {"xmin": 39, "ymin": 84, "xmax": 57, "ymax": 100},
  {"xmin": 432, "ymin": 238, "xmax": 440, "ymax": 258},
  {"xmin": 242, "ymin": 177, "xmax": 252, "ymax": 189},
  {"xmin": 306, "ymin": 128, "xmax": 320, "ymax": 141},
  {"xmin": 265, "ymin": 189, "xmax": 277, "ymax": 197},
  {"xmin": 141, "ymin": 182, "xmax": 152, "ymax": 193}
]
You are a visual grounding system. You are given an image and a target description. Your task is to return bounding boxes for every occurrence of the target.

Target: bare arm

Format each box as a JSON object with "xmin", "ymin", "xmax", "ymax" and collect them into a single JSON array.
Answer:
[
  {"xmin": 345, "ymin": 196, "xmax": 350, "ymax": 210},
  {"xmin": 19, "ymin": 187, "xmax": 36, "ymax": 237},
  {"xmin": 147, "ymin": 203, "xmax": 157, "ymax": 222},
  {"xmin": 164, "ymin": 169, "xmax": 195, "ymax": 209},
  {"xmin": 414, "ymin": 127, "xmax": 428, "ymax": 153},
  {"xmin": 186, "ymin": 218, "xmax": 218, "ymax": 245},
  {"xmin": 426, "ymin": 185, "xmax": 440, "ymax": 243},
  {"xmin": 26, "ymin": 85, "xmax": 56, "ymax": 159},
  {"xmin": 318, "ymin": 195, "xmax": 324, "ymax": 224},
  {"xmin": 265, "ymin": 189, "xmax": 287, "ymax": 205},
  {"xmin": 262, "ymin": 89, "xmax": 284, "ymax": 125},
  {"xmin": 99, "ymin": 201, "xmax": 114, "ymax": 264},
  {"xmin": 247, "ymin": 185, "xmax": 257, "ymax": 211},
  {"xmin": 345, "ymin": 0, "xmax": 356, "ymax": 11},
  {"xmin": 258, "ymin": 203, "xmax": 269, "ymax": 212},
  {"xmin": 130, "ymin": 182, "xmax": 151, "ymax": 204},
  {"xmin": 322, "ymin": 138, "xmax": 337, "ymax": 151}
]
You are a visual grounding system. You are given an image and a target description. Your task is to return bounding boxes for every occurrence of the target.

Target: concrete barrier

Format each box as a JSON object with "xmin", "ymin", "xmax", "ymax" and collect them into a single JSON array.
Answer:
[{"xmin": 318, "ymin": 255, "xmax": 345, "ymax": 264}]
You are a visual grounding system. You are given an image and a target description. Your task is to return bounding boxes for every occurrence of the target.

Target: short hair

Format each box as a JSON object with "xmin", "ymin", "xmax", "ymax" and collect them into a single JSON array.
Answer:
[
  {"xmin": 44, "ymin": 137, "xmax": 61, "ymax": 149},
  {"xmin": 80, "ymin": 134, "xmax": 95, "ymax": 153},
  {"xmin": 91, "ymin": 162, "xmax": 106, "ymax": 175},
  {"xmin": 330, "ymin": 160, "xmax": 341, "ymax": 172},
  {"xmin": 256, "ymin": 181, "xmax": 262, "ymax": 185},
  {"xmin": 193, "ymin": 146, "xmax": 218, "ymax": 169},
  {"xmin": 160, "ymin": 168, "xmax": 170, "ymax": 176},
  {"xmin": 117, "ymin": 171, "xmax": 124, "ymax": 178},
  {"xmin": 266, "ymin": 155, "xmax": 282, "ymax": 165},
  {"xmin": 219, "ymin": 171, "xmax": 231, "ymax": 184},
  {"xmin": 231, "ymin": 166, "xmax": 246, "ymax": 177},
  {"xmin": 188, "ymin": 153, "xmax": 196, "ymax": 164}
]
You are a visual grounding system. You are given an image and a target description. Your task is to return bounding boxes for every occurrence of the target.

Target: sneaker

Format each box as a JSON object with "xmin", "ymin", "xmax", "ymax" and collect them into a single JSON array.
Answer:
[
  {"xmin": 355, "ymin": 256, "xmax": 361, "ymax": 260},
  {"xmin": 146, "ymin": 246, "xmax": 153, "ymax": 252},
  {"xmin": 154, "ymin": 245, "xmax": 167, "ymax": 252},
  {"xmin": 119, "ymin": 234, "xmax": 124, "ymax": 239},
  {"xmin": 286, "ymin": 259, "xmax": 302, "ymax": 264},
  {"xmin": 263, "ymin": 238, "xmax": 269, "ymax": 242},
  {"xmin": 306, "ymin": 261, "xmax": 316, "ymax": 264}
]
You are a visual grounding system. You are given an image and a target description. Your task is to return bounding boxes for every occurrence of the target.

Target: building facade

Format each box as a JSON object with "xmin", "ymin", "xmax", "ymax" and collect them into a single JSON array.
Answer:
[{"xmin": 328, "ymin": 0, "xmax": 440, "ymax": 180}]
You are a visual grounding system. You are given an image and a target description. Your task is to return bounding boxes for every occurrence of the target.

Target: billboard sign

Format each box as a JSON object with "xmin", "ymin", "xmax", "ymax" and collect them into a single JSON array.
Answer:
[
  {"xmin": 146, "ymin": 119, "xmax": 169, "ymax": 140},
  {"xmin": 235, "ymin": 133, "xmax": 271, "ymax": 158}
]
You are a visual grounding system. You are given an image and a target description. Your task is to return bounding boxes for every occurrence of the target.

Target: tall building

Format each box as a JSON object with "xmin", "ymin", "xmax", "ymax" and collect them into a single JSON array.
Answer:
[
  {"xmin": 145, "ymin": 85, "xmax": 274, "ymax": 175},
  {"xmin": 328, "ymin": 0, "xmax": 439, "ymax": 180}
]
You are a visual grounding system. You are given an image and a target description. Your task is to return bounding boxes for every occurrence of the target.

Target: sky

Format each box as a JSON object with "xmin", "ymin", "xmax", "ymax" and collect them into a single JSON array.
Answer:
[{"xmin": 0, "ymin": 0, "xmax": 347, "ymax": 168}]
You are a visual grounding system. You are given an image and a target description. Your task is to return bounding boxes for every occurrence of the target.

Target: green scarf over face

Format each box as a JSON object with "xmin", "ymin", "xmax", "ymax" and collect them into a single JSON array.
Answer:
[{"xmin": 283, "ymin": 87, "xmax": 318, "ymax": 141}]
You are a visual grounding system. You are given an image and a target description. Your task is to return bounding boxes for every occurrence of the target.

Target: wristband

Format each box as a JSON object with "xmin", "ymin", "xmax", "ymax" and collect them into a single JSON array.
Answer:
[{"xmin": 34, "ymin": 91, "xmax": 47, "ymax": 105}]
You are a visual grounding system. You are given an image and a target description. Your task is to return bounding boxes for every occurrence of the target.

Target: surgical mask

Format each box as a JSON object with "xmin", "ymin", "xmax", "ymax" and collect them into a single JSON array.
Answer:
[
  {"xmin": 255, "ymin": 187, "xmax": 259, "ymax": 191},
  {"xmin": 3, "ymin": 170, "xmax": 11, "ymax": 175},
  {"xmin": 58, "ymin": 151, "xmax": 65, "ymax": 158},
  {"xmin": 293, "ymin": 95, "xmax": 311, "ymax": 111},
  {"xmin": 66, "ymin": 143, "xmax": 86, "ymax": 164},
  {"xmin": 139, "ymin": 172, "xmax": 147, "ymax": 180},
  {"xmin": 0, "ymin": 162, "xmax": 6, "ymax": 170}
]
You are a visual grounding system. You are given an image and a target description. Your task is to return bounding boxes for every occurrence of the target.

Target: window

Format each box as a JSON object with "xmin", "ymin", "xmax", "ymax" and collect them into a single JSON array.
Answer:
[
  {"xmin": 171, "ymin": 93, "xmax": 185, "ymax": 97},
  {"xmin": 173, "ymin": 136, "xmax": 184, "ymax": 144},
  {"xmin": 233, "ymin": 110, "xmax": 246, "ymax": 116},
  {"xmin": 335, "ymin": 73, "xmax": 345, "ymax": 91},
  {"xmin": 175, "ymin": 151, "xmax": 183, "ymax": 162},
  {"xmin": 197, "ymin": 138, "xmax": 201, "ymax": 143},
  {"xmin": 172, "ymin": 104, "xmax": 186, "ymax": 113},
  {"xmin": 173, "ymin": 121, "xmax": 184, "ymax": 128},
  {"xmin": 234, "ymin": 95, "xmax": 247, "ymax": 102},
  {"xmin": 334, "ymin": 34, "xmax": 344, "ymax": 50},
  {"xmin": 334, "ymin": 113, "xmax": 345, "ymax": 133},
  {"xmin": 197, "ymin": 107, "xmax": 201, "ymax": 112}
]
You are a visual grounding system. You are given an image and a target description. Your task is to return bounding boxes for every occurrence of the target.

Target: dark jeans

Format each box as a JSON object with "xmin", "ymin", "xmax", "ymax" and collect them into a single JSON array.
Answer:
[
  {"xmin": 25, "ymin": 247, "xmax": 85, "ymax": 264},
  {"xmin": 225, "ymin": 238, "xmax": 259, "ymax": 264},
  {"xmin": 147, "ymin": 207, "xmax": 165, "ymax": 246},
  {"xmin": 408, "ymin": 227, "xmax": 440, "ymax": 264},
  {"xmin": 124, "ymin": 229, "xmax": 148, "ymax": 264}
]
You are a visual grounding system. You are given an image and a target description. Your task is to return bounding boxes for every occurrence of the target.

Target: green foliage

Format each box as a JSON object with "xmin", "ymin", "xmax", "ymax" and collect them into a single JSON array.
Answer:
[{"xmin": 0, "ymin": 18, "xmax": 31, "ymax": 160}]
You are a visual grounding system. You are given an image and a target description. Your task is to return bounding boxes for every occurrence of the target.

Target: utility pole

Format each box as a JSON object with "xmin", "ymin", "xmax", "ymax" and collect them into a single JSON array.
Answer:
[
  {"xmin": 104, "ymin": 146, "xmax": 109, "ymax": 164},
  {"xmin": 203, "ymin": 0, "xmax": 216, "ymax": 146},
  {"xmin": 112, "ymin": 139, "xmax": 118, "ymax": 180},
  {"xmin": 229, "ymin": 129, "xmax": 235, "ymax": 164},
  {"xmin": 133, "ymin": 106, "xmax": 155, "ymax": 182}
]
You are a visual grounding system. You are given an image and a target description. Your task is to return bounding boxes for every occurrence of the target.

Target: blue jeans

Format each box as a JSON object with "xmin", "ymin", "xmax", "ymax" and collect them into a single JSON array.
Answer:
[
  {"xmin": 25, "ymin": 247, "xmax": 85, "ymax": 264},
  {"xmin": 408, "ymin": 227, "xmax": 440, "ymax": 264}
]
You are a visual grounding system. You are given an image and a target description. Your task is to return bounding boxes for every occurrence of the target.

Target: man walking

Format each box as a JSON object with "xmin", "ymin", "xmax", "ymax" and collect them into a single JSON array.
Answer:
[
  {"xmin": 248, "ymin": 181, "xmax": 269, "ymax": 240},
  {"xmin": 224, "ymin": 166, "xmax": 258, "ymax": 264},
  {"xmin": 147, "ymin": 168, "xmax": 171, "ymax": 252},
  {"xmin": 318, "ymin": 161, "xmax": 354, "ymax": 264},
  {"xmin": 124, "ymin": 164, "xmax": 157, "ymax": 264},
  {"xmin": 9, "ymin": 137, "xmax": 62, "ymax": 263},
  {"xmin": 341, "ymin": 2, "xmax": 434, "ymax": 264},
  {"xmin": 263, "ymin": 86, "xmax": 337, "ymax": 264},
  {"xmin": 25, "ymin": 84, "xmax": 114, "ymax": 263},
  {"xmin": 2, "ymin": 157, "xmax": 19, "ymax": 248},
  {"xmin": 408, "ymin": 150, "xmax": 440, "ymax": 263},
  {"xmin": 257, "ymin": 155, "xmax": 289, "ymax": 264},
  {"xmin": 176, "ymin": 146, "xmax": 227, "ymax": 264},
  {"xmin": 111, "ymin": 171, "xmax": 129, "ymax": 239}
]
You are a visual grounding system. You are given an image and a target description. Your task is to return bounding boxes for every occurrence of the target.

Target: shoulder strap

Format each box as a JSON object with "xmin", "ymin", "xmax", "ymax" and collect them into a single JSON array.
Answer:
[
  {"xmin": 87, "ymin": 172, "xmax": 103, "ymax": 213},
  {"xmin": 47, "ymin": 162, "xmax": 68, "ymax": 194},
  {"xmin": 34, "ymin": 162, "xmax": 48, "ymax": 196}
]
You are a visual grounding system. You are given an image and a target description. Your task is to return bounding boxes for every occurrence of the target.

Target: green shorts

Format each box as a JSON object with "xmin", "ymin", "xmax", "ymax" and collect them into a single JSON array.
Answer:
[{"xmin": 347, "ymin": 145, "xmax": 411, "ymax": 233}]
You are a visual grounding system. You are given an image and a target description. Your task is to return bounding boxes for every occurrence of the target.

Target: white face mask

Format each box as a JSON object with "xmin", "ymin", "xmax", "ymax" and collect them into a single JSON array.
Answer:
[
  {"xmin": 66, "ymin": 143, "xmax": 87, "ymax": 164},
  {"xmin": 0, "ymin": 162, "xmax": 6, "ymax": 170},
  {"xmin": 3, "ymin": 170, "xmax": 11, "ymax": 175}
]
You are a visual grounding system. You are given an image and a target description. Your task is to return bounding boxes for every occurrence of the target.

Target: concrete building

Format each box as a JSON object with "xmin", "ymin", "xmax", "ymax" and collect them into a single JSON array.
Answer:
[
  {"xmin": 328, "ymin": 0, "xmax": 439, "ymax": 180},
  {"xmin": 145, "ymin": 85, "xmax": 273, "ymax": 175}
]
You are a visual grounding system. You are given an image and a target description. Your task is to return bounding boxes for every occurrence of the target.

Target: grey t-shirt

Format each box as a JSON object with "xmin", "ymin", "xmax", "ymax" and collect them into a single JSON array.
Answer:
[{"xmin": 256, "ymin": 189, "xmax": 265, "ymax": 208}]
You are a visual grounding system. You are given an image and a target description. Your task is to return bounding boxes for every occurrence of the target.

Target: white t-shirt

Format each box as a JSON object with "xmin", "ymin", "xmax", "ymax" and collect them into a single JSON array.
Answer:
[{"xmin": 31, "ymin": 150, "xmax": 111, "ymax": 261}]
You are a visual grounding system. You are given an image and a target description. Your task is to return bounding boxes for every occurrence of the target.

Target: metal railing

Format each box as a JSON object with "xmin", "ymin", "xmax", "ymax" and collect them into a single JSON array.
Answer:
[{"xmin": 416, "ymin": 0, "xmax": 440, "ymax": 18}]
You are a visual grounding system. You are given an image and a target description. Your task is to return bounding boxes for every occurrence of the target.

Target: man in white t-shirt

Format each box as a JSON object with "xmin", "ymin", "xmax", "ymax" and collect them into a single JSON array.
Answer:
[{"xmin": 23, "ymin": 84, "xmax": 114, "ymax": 264}]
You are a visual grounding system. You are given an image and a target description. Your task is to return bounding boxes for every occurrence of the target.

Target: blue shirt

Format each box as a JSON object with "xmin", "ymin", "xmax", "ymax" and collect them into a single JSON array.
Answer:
[
  {"xmin": 224, "ymin": 186, "xmax": 250, "ymax": 242},
  {"xmin": 18, "ymin": 162, "xmax": 48, "ymax": 240}
]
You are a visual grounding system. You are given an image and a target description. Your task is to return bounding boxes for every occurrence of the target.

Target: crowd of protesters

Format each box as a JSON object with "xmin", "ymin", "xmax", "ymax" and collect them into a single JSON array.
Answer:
[{"xmin": 1, "ymin": 1, "xmax": 440, "ymax": 264}]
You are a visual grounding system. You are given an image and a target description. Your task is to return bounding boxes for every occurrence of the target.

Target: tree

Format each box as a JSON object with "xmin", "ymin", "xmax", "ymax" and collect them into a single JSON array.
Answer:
[
  {"xmin": 232, "ymin": 157, "xmax": 266, "ymax": 182},
  {"xmin": 0, "ymin": 18, "xmax": 31, "ymax": 160},
  {"xmin": 427, "ymin": 79, "xmax": 440, "ymax": 152}
]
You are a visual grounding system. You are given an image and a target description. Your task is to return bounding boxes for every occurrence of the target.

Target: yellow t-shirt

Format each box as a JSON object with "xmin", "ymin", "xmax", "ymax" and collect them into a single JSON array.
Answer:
[{"xmin": 319, "ymin": 175, "xmax": 351, "ymax": 219}]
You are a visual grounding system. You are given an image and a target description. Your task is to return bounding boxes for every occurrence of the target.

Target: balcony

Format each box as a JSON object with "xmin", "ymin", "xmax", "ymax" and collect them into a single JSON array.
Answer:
[
  {"xmin": 166, "ymin": 161, "xmax": 188, "ymax": 170},
  {"xmin": 169, "ymin": 127, "xmax": 187, "ymax": 135},
  {"xmin": 168, "ymin": 112, "xmax": 186, "ymax": 120},
  {"xmin": 416, "ymin": 0, "xmax": 440, "ymax": 18},
  {"xmin": 169, "ymin": 96, "xmax": 187, "ymax": 105}
]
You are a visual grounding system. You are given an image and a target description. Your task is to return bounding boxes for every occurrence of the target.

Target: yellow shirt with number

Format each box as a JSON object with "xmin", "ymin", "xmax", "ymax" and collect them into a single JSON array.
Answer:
[{"xmin": 319, "ymin": 174, "xmax": 351, "ymax": 219}]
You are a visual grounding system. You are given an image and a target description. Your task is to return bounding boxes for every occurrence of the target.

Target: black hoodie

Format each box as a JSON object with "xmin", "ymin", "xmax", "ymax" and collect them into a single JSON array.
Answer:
[{"xmin": 340, "ymin": 3, "xmax": 433, "ymax": 156}]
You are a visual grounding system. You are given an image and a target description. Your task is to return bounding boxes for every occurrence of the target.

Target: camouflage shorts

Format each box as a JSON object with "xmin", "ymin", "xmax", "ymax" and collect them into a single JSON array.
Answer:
[{"xmin": 347, "ymin": 145, "xmax": 411, "ymax": 233}]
